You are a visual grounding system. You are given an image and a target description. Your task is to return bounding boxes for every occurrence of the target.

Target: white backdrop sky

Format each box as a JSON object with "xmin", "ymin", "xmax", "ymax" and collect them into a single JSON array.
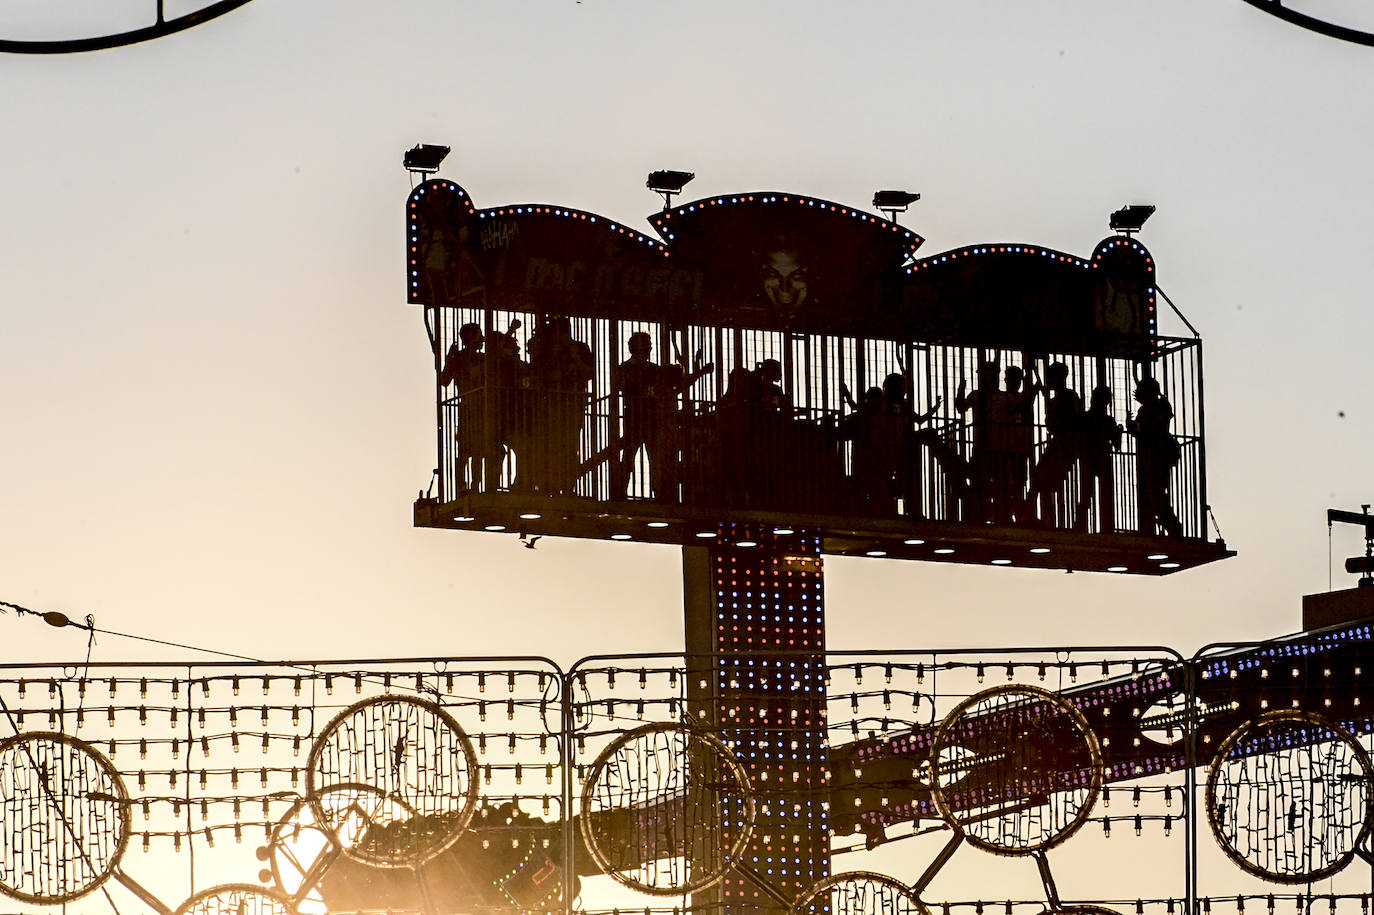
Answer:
[{"xmin": 1, "ymin": 1, "xmax": 1372, "ymax": 666}]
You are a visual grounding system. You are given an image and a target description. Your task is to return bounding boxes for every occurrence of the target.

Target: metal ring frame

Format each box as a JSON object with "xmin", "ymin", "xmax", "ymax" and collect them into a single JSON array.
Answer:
[
  {"xmin": 0, "ymin": 731, "xmax": 131, "ymax": 904},
  {"xmin": 1205, "ymin": 709, "xmax": 1374, "ymax": 884},
  {"xmin": 790, "ymin": 871, "xmax": 932, "ymax": 915},
  {"xmin": 171, "ymin": 882, "xmax": 292, "ymax": 915},
  {"xmin": 929, "ymin": 684, "xmax": 1104, "ymax": 857},
  {"xmin": 579, "ymin": 720, "xmax": 756, "ymax": 897},
  {"xmin": 0, "ymin": 1, "xmax": 257, "ymax": 54},
  {"xmin": 306, "ymin": 695, "xmax": 480, "ymax": 869}
]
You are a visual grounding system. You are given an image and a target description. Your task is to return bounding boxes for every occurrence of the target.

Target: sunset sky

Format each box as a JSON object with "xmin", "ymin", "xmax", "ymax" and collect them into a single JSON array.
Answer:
[{"xmin": 2, "ymin": 0, "xmax": 1373, "ymax": 666}]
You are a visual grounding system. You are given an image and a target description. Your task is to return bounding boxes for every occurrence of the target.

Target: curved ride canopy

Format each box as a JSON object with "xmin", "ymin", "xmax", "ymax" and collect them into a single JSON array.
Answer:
[{"xmin": 407, "ymin": 178, "xmax": 1232, "ymax": 575}]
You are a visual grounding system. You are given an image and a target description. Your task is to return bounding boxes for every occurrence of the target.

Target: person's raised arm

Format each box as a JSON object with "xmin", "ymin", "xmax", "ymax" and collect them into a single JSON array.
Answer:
[
  {"xmin": 954, "ymin": 379, "xmax": 970, "ymax": 414},
  {"xmin": 916, "ymin": 394, "xmax": 943, "ymax": 424}
]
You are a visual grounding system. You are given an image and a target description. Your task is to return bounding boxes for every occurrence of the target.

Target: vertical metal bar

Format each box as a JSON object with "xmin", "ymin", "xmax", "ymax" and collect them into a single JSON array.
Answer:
[
  {"xmin": 1194, "ymin": 341, "xmax": 1208, "ymax": 540},
  {"xmin": 185, "ymin": 666, "xmax": 196, "ymax": 897},
  {"xmin": 1185, "ymin": 656, "xmax": 1198, "ymax": 915},
  {"xmin": 820, "ymin": 335, "xmax": 830, "ymax": 415},
  {"xmin": 561, "ymin": 664, "xmax": 575, "ymax": 915}
]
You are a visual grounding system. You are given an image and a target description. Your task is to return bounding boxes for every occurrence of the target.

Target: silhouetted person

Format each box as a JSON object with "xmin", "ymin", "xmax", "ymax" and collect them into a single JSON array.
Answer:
[
  {"xmin": 840, "ymin": 384, "xmax": 893, "ymax": 512},
  {"xmin": 525, "ymin": 316, "xmax": 593, "ymax": 495},
  {"xmin": 441, "ymin": 323, "xmax": 502, "ymax": 492},
  {"xmin": 1003, "ymin": 365, "xmax": 1040, "ymax": 521},
  {"xmin": 754, "ymin": 359, "xmax": 790, "ymax": 413},
  {"xmin": 1029, "ymin": 362, "xmax": 1082, "ymax": 526},
  {"xmin": 611, "ymin": 333, "xmax": 711, "ymax": 501},
  {"xmin": 762, "ymin": 358, "xmax": 797, "ymax": 494},
  {"xmin": 718, "ymin": 367, "xmax": 762, "ymax": 505},
  {"xmin": 1077, "ymin": 385, "xmax": 1122, "ymax": 532},
  {"xmin": 611, "ymin": 332, "xmax": 662, "ymax": 500},
  {"xmin": 654, "ymin": 342, "xmax": 713, "ymax": 503},
  {"xmin": 486, "ymin": 320, "xmax": 524, "ymax": 488},
  {"xmin": 1127, "ymin": 376, "xmax": 1183, "ymax": 536},
  {"xmin": 880, "ymin": 373, "xmax": 941, "ymax": 517},
  {"xmin": 956, "ymin": 362, "xmax": 1016, "ymax": 523}
]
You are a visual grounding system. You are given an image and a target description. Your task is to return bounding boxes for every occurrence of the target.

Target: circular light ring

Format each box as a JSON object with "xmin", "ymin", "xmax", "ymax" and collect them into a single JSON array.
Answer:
[
  {"xmin": 0, "ymin": 731, "xmax": 131, "ymax": 904},
  {"xmin": 579, "ymin": 721, "xmax": 755, "ymax": 896},
  {"xmin": 307, "ymin": 695, "xmax": 479, "ymax": 868},
  {"xmin": 172, "ymin": 883, "xmax": 293, "ymax": 915},
  {"xmin": 929, "ymin": 684, "xmax": 1103, "ymax": 856},
  {"xmin": 1205, "ymin": 710, "xmax": 1373, "ymax": 884},
  {"xmin": 790, "ymin": 871, "xmax": 930, "ymax": 915}
]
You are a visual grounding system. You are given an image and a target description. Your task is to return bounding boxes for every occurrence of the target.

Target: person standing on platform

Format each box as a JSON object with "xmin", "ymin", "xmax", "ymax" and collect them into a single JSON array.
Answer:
[
  {"xmin": 441, "ymin": 323, "xmax": 501, "ymax": 493},
  {"xmin": 1003, "ymin": 364, "xmax": 1041, "ymax": 522},
  {"xmin": 1029, "ymin": 361, "xmax": 1083, "ymax": 527},
  {"xmin": 1077, "ymin": 385, "xmax": 1122, "ymax": 532},
  {"xmin": 1127, "ymin": 376, "xmax": 1183, "ymax": 537},
  {"xmin": 526, "ymin": 316, "xmax": 594, "ymax": 495},
  {"xmin": 956, "ymin": 362, "xmax": 1013, "ymax": 523},
  {"xmin": 611, "ymin": 333, "xmax": 710, "ymax": 502}
]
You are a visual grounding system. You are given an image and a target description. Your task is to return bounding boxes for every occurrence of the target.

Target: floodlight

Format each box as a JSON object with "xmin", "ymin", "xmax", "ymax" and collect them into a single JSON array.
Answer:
[
  {"xmin": 873, "ymin": 190, "xmax": 920, "ymax": 222},
  {"xmin": 404, "ymin": 144, "xmax": 451, "ymax": 175},
  {"xmin": 647, "ymin": 169, "xmax": 695, "ymax": 210},
  {"xmin": 1110, "ymin": 204, "xmax": 1155, "ymax": 235}
]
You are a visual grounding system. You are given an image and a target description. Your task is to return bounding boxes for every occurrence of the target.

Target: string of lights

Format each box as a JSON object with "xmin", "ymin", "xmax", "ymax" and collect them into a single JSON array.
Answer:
[{"xmin": 0, "ymin": 625, "xmax": 1370, "ymax": 914}]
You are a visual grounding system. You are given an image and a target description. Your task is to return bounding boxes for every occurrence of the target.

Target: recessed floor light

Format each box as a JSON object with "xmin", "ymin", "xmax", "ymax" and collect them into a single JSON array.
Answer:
[
  {"xmin": 934, "ymin": 548, "xmax": 955, "ymax": 555},
  {"xmin": 991, "ymin": 559, "xmax": 1012, "ymax": 565},
  {"xmin": 695, "ymin": 531, "xmax": 717, "ymax": 539},
  {"xmin": 738, "ymin": 540, "xmax": 758, "ymax": 548},
  {"xmin": 484, "ymin": 524, "xmax": 506, "ymax": 532},
  {"xmin": 1147, "ymin": 553, "xmax": 1168, "ymax": 561},
  {"xmin": 1160, "ymin": 562, "xmax": 1180, "ymax": 569},
  {"xmin": 773, "ymin": 527, "xmax": 795, "ymax": 536},
  {"xmin": 519, "ymin": 512, "xmax": 542, "ymax": 520},
  {"xmin": 1108, "ymin": 565, "xmax": 1127, "ymax": 572},
  {"xmin": 1029, "ymin": 547, "xmax": 1051, "ymax": 554},
  {"xmin": 647, "ymin": 521, "xmax": 669, "ymax": 528},
  {"xmin": 455, "ymin": 516, "xmax": 475, "ymax": 523},
  {"xmin": 611, "ymin": 533, "xmax": 632, "ymax": 540},
  {"xmin": 865, "ymin": 550, "xmax": 887, "ymax": 557},
  {"xmin": 904, "ymin": 538, "xmax": 925, "ymax": 546}
]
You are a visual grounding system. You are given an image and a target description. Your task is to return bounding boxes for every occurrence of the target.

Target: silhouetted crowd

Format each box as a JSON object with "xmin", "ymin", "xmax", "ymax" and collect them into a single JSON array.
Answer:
[{"xmin": 440, "ymin": 326, "xmax": 1186, "ymax": 537}]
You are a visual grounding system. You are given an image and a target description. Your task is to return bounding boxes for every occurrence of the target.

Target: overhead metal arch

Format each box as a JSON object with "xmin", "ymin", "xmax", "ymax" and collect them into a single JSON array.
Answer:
[
  {"xmin": 0, "ymin": 0, "xmax": 256, "ymax": 54},
  {"xmin": 1238, "ymin": 0, "xmax": 1374, "ymax": 48}
]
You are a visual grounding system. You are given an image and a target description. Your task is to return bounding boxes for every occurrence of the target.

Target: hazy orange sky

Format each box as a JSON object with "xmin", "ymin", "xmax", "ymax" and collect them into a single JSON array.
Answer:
[{"xmin": 1, "ymin": 1, "xmax": 1372, "ymax": 666}]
